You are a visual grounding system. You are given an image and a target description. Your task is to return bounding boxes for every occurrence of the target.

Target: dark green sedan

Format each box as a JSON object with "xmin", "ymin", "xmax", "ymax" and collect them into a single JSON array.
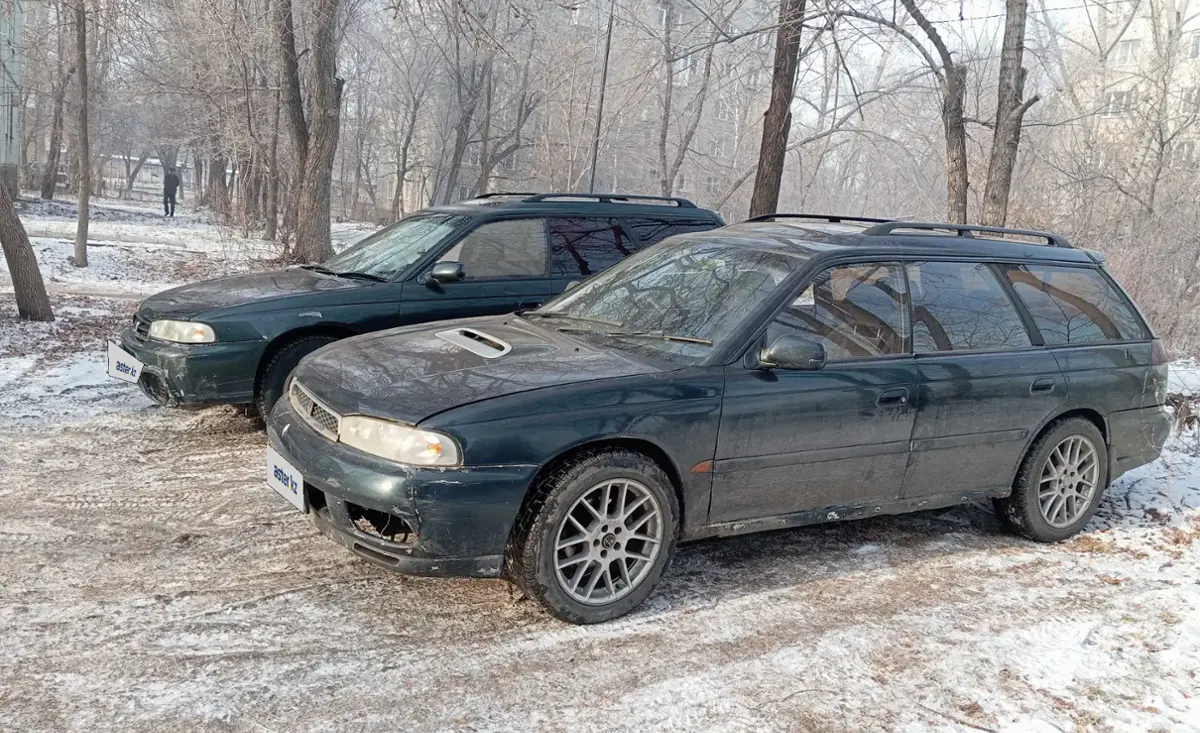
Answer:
[{"xmin": 114, "ymin": 194, "xmax": 723, "ymax": 417}]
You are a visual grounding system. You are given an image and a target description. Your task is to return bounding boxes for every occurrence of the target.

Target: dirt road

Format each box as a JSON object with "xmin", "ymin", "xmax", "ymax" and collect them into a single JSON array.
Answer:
[{"xmin": 1, "ymin": 319, "xmax": 1197, "ymax": 732}]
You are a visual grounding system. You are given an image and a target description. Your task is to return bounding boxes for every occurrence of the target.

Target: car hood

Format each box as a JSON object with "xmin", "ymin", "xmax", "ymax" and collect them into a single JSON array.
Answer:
[
  {"xmin": 137, "ymin": 267, "xmax": 364, "ymax": 320},
  {"xmin": 290, "ymin": 316, "xmax": 665, "ymax": 424}
]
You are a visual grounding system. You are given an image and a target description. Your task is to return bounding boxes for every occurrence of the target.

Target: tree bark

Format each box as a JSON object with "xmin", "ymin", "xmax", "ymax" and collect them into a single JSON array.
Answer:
[
  {"xmin": 40, "ymin": 65, "xmax": 76, "ymax": 201},
  {"xmin": 0, "ymin": 180, "xmax": 54, "ymax": 321},
  {"xmin": 980, "ymin": 0, "xmax": 1039, "ymax": 227},
  {"xmin": 292, "ymin": 0, "xmax": 342, "ymax": 261},
  {"xmin": 73, "ymin": 0, "xmax": 89, "ymax": 268},
  {"xmin": 265, "ymin": 87, "xmax": 281, "ymax": 240},
  {"xmin": 748, "ymin": 0, "xmax": 806, "ymax": 218}
]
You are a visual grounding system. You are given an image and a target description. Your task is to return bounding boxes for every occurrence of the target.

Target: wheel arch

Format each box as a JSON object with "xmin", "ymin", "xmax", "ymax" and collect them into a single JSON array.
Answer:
[
  {"xmin": 253, "ymin": 324, "xmax": 358, "ymax": 394},
  {"xmin": 1010, "ymin": 407, "xmax": 1109, "ymax": 489}
]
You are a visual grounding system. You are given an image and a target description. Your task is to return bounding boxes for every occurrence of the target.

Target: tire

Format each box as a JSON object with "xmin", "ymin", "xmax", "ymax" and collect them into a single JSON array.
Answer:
[
  {"xmin": 254, "ymin": 335, "xmax": 339, "ymax": 420},
  {"xmin": 507, "ymin": 449, "xmax": 679, "ymax": 624},
  {"xmin": 995, "ymin": 417, "xmax": 1109, "ymax": 543}
]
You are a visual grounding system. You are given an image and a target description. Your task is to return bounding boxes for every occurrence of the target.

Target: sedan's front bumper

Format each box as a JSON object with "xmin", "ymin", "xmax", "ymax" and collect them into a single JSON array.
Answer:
[
  {"xmin": 120, "ymin": 327, "xmax": 264, "ymax": 406},
  {"xmin": 266, "ymin": 392, "xmax": 539, "ymax": 577}
]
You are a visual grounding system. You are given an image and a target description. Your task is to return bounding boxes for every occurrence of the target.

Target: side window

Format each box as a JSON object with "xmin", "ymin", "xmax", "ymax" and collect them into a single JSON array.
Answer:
[
  {"xmin": 909, "ymin": 261, "xmax": 1031, "ymax": 353},
  {"xmin": 439, "ymin": 218, "xmax": 547, "ymax": 279},
  {"xmin": 767, "ymin": 262, "xmax": 907, "ymax": 360},
  {"xmin": 1001, "ymin": 264, "xmax": 1149, "ymax": 344},
  {"xmin": 549, "ymin": 217, "xmax": 634, "ymax": 278},
  {"xmin": 626, "ymin": 218, "xmax": 719, "ymax": 247}
]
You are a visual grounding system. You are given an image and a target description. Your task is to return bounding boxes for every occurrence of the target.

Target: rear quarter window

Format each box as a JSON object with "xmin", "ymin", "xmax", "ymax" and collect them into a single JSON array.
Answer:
[{"xmin": 1001, "ymin": 264, "xmax": 1149, "ymax": 344}]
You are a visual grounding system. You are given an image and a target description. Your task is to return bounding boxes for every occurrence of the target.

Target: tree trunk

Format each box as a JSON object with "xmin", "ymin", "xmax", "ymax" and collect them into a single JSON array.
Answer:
[
  {"xmin": 73, "ymin": 0, "xmax": 89, "ymax": 268},
  {"xmin": 980, "ymin": 0, "xmax": 1038, "ymax": 227},
  {"xmin": 40, "ymin": 66, "xmax": 75, "ymax": 201},
  {"xmin": 0, "ymin": 180, "xmax": 54, "ymax": 321},
  {"xmin": 292, "ymin": 0, "xmax": 342, "ymax": 261},
  {"xmin": 265, "ymin": 87, "xmax": 281, "ymax": 240},
  {"xmin": 748, "ymin": 0, "xmax": 806, "ymax": 218},
  {"xmin": 943, "ymin": 64, "xmax": 969, "ymax": 225},
  {"xmin": 124, "ymin": 151, "xmax": 150, "ymax": 198}
]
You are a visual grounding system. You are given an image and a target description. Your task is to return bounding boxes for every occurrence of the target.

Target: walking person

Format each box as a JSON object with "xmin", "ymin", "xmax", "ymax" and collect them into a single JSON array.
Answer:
[{"xmin": 163, "ymin": 167, "xmax": 180, "ymax": 217}]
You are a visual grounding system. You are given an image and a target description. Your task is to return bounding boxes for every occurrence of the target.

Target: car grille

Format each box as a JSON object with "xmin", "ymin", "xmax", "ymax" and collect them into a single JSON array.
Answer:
[
  {"xmin": 133, "ymin": 313, "xmax": 151, "ymax": 342},
  {"xmin": 289, "ymin": 380, "xmax": 341, "ymax": 440}
]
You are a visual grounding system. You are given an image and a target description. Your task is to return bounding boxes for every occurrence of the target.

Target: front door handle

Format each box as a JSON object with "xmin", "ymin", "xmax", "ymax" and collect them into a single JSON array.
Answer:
[
  {"xmin": 876, "ymin": 387, "xmax": 909, "ymax": 408},
  {"xmin": 1030, "ymin": 377, "xmax": 1056, "ymax": 394},
  {"xmin": 520, "ymin": 299, "xmax": 544, "ymax": 309}
]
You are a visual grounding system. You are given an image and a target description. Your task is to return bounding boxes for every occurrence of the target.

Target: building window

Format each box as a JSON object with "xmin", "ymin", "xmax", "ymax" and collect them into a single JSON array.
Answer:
[
  {"xmin": 1111, "ymin": 39, "xmax": 1141, "ymax": 65},
  {"xmin": 715, "ymin": 94, "xmax": 735, "ymax": 121},
  {"xmin": 1184, "ymin": 87, "xmax": 1198, "ymax": 115},
  {"xmin": 1102, "ymin": 89, "xmax": 1137, "ymax": 116},
  {"xmin": 1177, "ymin": 141, "xmax": 1197, "ymax": 167},
  {"xmin": 710, "ymin": 137, "xmax": 728, "ymax": 159},
  {"xmin": 704, "ymin": 175, "xmax": 720, "ymax": 196},
  {"xmin": 1190, "ymin": 32, "xmax": 1200, "ymax": 59},
  {"xmin": 676, "ymin": 172, "xmax": 687, "ymax": 191},
  {"xmin": 672, "ymin": 55, "xmax": 697, "ymax": 86}
]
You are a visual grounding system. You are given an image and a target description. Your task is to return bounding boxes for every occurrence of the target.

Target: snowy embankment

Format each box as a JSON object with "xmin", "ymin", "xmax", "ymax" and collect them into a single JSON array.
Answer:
[{"xmin": 0, "ymin": 207, "xmax": 1196, "ymax": 732}]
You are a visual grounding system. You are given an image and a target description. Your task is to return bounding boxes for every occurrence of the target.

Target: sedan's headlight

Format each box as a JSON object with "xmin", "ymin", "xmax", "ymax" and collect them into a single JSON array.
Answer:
[
  {"xmin": 149, "ymin": 319, "xmax": 216, "ymax": 344},
  {"xmin": 339, "ymin": 416, "xmax": 461, "ymax": 467}
]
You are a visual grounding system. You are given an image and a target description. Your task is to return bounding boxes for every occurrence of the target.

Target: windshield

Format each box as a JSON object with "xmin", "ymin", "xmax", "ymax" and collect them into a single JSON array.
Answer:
[
  {"xmin": 323, "ymin": 213, "xmax": 467, "ymax": 280},
  {"xmin": 533, "ymin": 239, "xmax": 804, "ymax": 364}
]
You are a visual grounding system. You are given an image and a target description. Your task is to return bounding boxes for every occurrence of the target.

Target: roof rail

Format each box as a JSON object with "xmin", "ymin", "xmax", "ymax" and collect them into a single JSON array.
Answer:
[
  {"xmin": 522, "ymin": 193, "xmax": 697, "ymax": 208},
  {"xmin": 471, "ymin": 192, "xmax": 542, "ymax": 199},
  {"xmin": 745, "ymin": 213, "xmax": 895, "ymax": 225},
  {"xmin": 861, "ymin": 221, "xmax": 1073, "ymax": 248}
]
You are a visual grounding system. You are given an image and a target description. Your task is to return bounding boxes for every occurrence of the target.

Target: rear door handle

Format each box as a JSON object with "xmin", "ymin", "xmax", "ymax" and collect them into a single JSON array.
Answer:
[
  {"xmin": 1030, "ymin": 377, "xmax": 1056, "ymax": 394},
  {"xmin": 520, "ymin": 300, "xmax": 544, "ymax": 309},
  {"xmin": 876, "ymin": 387, "xmax": 909, "ymax": 408}
]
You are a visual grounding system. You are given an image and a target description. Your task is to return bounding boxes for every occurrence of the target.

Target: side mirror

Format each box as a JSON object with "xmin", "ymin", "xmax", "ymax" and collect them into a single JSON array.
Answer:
[
  {"xmin": 428, "ymin": 261, "xmax": 466, "ymax": 285},
  {"xmin": 759, "ymin": 334, "xmax": 825, "ymax": 371}
]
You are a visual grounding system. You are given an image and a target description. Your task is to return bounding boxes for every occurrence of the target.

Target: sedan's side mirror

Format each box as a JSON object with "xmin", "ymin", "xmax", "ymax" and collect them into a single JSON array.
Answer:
[
  {"xmin": 428, "ymin": 261, "xmax": 466, "ymax": 285},
  {"xmin": 759, "ymin": 334, "xmax": 825, "ymax": 371}
]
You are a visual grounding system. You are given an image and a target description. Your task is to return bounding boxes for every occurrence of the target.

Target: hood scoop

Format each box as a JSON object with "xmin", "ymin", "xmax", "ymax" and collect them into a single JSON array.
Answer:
[{"xmin": 436, "ymin": 327, "xmax": 513, "ymax": 358}]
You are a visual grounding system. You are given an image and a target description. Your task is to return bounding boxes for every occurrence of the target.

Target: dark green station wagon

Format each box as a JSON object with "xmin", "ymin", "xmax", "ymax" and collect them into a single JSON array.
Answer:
[
  {"xmin": 115, "ymin": 193, "xmax": 723, "ymax": 416},
  {"xmin": 266, "ymin": 214, "xmax": 1170, "ymax": 623}
]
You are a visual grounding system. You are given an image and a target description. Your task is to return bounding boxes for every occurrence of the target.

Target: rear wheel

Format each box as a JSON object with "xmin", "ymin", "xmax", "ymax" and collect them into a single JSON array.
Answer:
[
  {"xmin": 507, "ymin": 449, "xmax": 679, "ymax": 624},
  {"xmin": 254, "ymin": 335, "xmax": 339, "ymax": 420},
  {"xmin": 995, "ymin": 417, "xmax": 1108, "ymax": 542}
]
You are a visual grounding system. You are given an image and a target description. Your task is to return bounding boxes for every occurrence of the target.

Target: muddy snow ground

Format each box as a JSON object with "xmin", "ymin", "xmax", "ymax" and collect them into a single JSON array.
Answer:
[{"xmin": 0, "ymin": 199, "xmax": 1197, "ymax": 733}]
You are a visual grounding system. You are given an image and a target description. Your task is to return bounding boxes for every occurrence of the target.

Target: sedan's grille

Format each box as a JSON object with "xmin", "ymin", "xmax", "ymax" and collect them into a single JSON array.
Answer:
[
  {"xmin": 133, "ymin": 314, "xmax": 151, "ymax": 342},
  {"xmin": 289, "ymin": 380, "xmax": 341, "ymax": 440}
]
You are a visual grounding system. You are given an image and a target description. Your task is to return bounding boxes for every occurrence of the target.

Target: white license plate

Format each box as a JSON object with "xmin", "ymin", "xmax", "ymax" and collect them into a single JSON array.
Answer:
[
  {"xmin": 106, "ymin": 341, "xmax": 145, "ymax": 384},
  {"xmin": 266, "ymin": 446, "xmax": 306, "ymax": 512}
]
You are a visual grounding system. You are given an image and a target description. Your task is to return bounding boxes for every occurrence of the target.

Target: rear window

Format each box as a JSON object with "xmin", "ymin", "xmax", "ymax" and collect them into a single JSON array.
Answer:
[
  {"xmin": 549, "ymin": 217, "xmax": 635, "ymax": 278},
  {"xmin": 1001, "ymin": 265, "xmax": 1149, "ymax": 344},
  {"xmin": 625, "ymin": 218, "xmax": 719, "ymax": 247}
]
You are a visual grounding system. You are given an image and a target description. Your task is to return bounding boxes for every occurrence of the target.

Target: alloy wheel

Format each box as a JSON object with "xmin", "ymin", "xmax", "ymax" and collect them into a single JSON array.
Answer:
[
  {"xmin": 553, "ymin": 478, "xmax": 664, "ymax": 606},
  {"xmin": 1037, "ymin": 434, "xmax": 1100, "ymax": 529}
]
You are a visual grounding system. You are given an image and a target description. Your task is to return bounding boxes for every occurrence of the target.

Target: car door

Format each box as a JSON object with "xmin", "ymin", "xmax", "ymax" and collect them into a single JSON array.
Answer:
[
  {"xmin": 710, "ymin": 261, "xmax": 919, "ymax": 523},
  {"xmin": 902, "ymin": 260, "xmax": 1066, "ymax": 499},
  {"xmin": 547, "ymin": 217, "xmax": 638, "ymax": 294},
  {"xmin": 401, "ymin": 217, "xmax": 553, "ymax": 321}
]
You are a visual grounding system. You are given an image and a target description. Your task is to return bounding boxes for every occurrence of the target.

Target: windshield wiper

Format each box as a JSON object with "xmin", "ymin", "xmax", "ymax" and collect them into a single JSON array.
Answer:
[
  {"xmin": 557, "ymin": 327, "xmax": 713, "ymax": 346},
  {"xmin": 522, "ymin": 312, "xmax": 623, "ymax": 328},
  {"xmin": 330, "ymin": 270, "xmax": 388, "ymax": 282},
  {"xmin": 300, "ymin": 264, "xmax": 337, "ymax": 275}
]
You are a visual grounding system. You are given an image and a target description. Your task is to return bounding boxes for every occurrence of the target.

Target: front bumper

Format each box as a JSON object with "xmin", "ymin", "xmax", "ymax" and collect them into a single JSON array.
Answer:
[
  {"xmin": 266, "ymin": 392, "xmax": 539, "ymax": 578},
  {"xmin": 1108, "ymin": 404, "xmax": 1172, "ymax": 480},
  {"xmin": 120, "ymin": 327, "xmax": 265, "ymax": 406}
]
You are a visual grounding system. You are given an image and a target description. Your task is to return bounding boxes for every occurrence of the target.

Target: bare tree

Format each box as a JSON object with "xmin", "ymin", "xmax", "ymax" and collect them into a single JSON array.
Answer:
[
  {"xmin": 748, "ymin": 0, "xmax": 805, "ymax": 218},
  {"xmin": 73, "ymin": 0, "xmax": 90, "ymax": 268},
  {"xmin": 0, "ymin": 185, "xmax": 54, "ymax": 321}
]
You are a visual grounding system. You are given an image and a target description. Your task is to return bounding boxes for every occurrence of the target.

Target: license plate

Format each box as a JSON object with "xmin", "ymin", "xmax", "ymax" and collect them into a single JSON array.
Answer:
[
  {"xmin": 106, "ymin": 341, "xmax": 145, "ymax": 384},
  {"xmin": 266, "ymin": 446, "xmax": 306, "ymax": 512}
]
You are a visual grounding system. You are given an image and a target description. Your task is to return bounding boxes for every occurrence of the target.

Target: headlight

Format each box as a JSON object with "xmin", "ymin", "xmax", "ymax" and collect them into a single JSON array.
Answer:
[
  {"xmin": 149, "ymin": 320, "xmax": 216, "ymax": 343},
  {"xmin": 339, "ymin": 416, "xmax": 461, "ymax": 467}
]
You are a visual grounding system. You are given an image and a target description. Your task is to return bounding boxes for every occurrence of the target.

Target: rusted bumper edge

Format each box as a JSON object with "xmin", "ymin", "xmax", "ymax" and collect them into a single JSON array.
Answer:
[
  {"xmin": 267, "ymin": 394, "xmax": 539, "ymax": 579},
  {"xmin": 119, "ymin": 327, "xmax": 263, "ymax": 406}
]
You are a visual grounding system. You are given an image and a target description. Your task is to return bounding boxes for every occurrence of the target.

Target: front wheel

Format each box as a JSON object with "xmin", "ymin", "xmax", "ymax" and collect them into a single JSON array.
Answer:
[
  {"xmin": 508, "ymin": 450, "xmax": 679, "ymax": 624},
  {"xmin": 254, "ymin": 335, "xmax": 339, "ymax": 420},
  {"xmin": 995, "ymin": 417, "xmax": 1109, "ymax": 542}
]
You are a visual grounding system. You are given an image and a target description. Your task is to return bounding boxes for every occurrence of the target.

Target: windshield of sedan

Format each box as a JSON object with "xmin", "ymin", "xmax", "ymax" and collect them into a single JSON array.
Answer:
[
  {"xmin": 322, "ymin": 213, "xmax": 467, "ymax": 280},
  {"xmin": 530, "ymin": 239, "xmax": 804, "ymax": 364}
]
